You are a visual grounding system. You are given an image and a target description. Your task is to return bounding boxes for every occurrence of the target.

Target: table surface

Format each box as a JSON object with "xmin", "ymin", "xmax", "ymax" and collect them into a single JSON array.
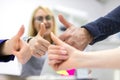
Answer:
[{"xmin": 0, "ymin": 74, "xmax": 97, "ymax": 80}]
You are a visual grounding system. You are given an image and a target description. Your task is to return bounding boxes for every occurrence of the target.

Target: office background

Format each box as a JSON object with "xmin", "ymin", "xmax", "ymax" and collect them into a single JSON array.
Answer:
[{"xmin": 0, "ymin": 0, "xmax": 120, "ymax": 80}]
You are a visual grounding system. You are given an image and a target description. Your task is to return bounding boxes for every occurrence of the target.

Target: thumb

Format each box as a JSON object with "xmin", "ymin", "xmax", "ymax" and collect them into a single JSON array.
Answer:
[
  {"xmin": 12, "ymin": 25, "xmax": 24, "ymax": 54},
  {"xmin": 38, "ymin": 23, "xmax": 46, "ymax": 37},
  {"xmin": 15, "ymin": 25, "xmax": 24, "ymax": 39},
  {"xmin": 51, "ymin": 32, "xmax": 74, "ymax": 57},
  {"xmin": 58, "ymin": 14, "xmax": 73, "ymax": 29},
  {"xmin": 50, "ymin": 32, "xmax": 64, "ymax": 45}
]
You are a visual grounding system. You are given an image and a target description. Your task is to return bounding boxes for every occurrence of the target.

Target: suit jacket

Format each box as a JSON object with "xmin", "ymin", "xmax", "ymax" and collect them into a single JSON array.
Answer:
[
  {"xmin": 0, "ymin": 39, "xmax": 14, "ymax": 62},
  {"xmin": 83, "ymin": 5, "xmax": 120, "ymax": 44}
]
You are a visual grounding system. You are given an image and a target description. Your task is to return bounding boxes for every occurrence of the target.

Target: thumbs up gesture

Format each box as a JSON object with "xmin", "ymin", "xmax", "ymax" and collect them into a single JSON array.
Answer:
[
  {"xmin": 58, "ymin": 14, "xmax": 92, "ymax": 50},
  {"xmin": 3, "ymin": 25, "xmax": 32, "ymax": 64},
  {"xmin": 28, "ymin": 23, "xmax": 50, "ymax": 58},
  {"xmin": 48, "ymin": 32, "xmax": 83, "ymax": 70}
]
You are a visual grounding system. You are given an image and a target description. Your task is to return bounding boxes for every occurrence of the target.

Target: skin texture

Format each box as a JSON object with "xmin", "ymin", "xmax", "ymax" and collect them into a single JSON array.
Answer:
[
  {"xmin": 48, "ymin": 33, "xmax": 120, "ymax": 70},
  {"xmin": 58, "ymin": 14, "xmax": 93, "ymax": 50},
  {"xmin": 2, "ymin": 25, "xmax": 32, "ymax": 64},
  {"xmin": 29, "ymin": 23, "xmax": 50, "ymax": 57}
]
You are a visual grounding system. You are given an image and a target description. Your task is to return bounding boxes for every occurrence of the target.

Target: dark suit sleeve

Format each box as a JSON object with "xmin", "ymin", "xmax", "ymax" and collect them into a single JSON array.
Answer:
[
  {"xmin": 0, "ymin": 39, "xmax": 15, "ymax": 62},
  {"xmin": 82, "ymin": 5, "xmax": 120, "ymax": 45}
]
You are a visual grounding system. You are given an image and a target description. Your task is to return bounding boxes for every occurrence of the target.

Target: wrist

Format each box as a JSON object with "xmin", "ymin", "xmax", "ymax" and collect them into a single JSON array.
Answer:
[
  {"xmin": 77, "ymin": 51, "xmax": 92, "ymax": 68},
  {"xmin": 81, "ymin": 27, "xmax": 93, "ymax": 44},
  {"xmin": 1, "ymin": 40, "xmax": 12, "ymax": 55}
]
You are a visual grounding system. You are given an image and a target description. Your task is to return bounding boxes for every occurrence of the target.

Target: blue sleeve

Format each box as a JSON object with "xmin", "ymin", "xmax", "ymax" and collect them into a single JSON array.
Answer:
[
  {"xmin": 0, "ymin": 39, "xmax": 15, "ymax": 62},
  {"xmin": 83, "ymin": 5, "xmax": 120, "ymax": 45}
]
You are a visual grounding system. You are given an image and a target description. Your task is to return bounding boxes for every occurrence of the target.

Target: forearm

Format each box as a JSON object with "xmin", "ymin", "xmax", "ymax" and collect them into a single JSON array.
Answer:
[
  {"xmin": 82, "ymin": 5, "xmax": 120, "ymax": 44},
  {"xmin": 77, "ymin": 48, "xmax": 120, "ymax": 68},
  {"xmin": 0, "ymin": 40, "xmax": 15, "ymax": 62},
  {"xmin": 1, "ymin": 40, "xmax": 12, "ymax": 55}
]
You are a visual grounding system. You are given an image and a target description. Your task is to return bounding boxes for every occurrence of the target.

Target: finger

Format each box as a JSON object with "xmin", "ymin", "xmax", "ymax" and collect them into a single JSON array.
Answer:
[
  {"xmin": 38, "ymin": 38, "xmax": 50, "ymax": 49},
  {"xmin": 59, "ymin": 32, "xmax": 70, "ymax": 41},
  {"xmin": 31, "ymin": 48, "xmax": 43, "ymax": 58},
  {"xmin": 15, "ymin": 25, "xmax": 25, "ymax": 39},
  {"xmin": 35, "ymin": 45, "xmax": 47, "ymax": 53},
  {"xmin": 33, "ymin": 52, "xmax": 44, "ymax": 58},
  {"xmin": 13, "ymin": 25, "xmax": 25, "ymax": 51},
  {"xmin": 48, "ymin": 53, "xmax": 68, "ymax": 60},
  {"xmin": 32, "ymin": 46, "xmax": 46, "ymax": 57},
  {"xmin": 37, "ymin": 51, "xmax": 45, "ymax": 56},
  {"xmin": 34, "ymin": 42, "xmax": 48, "ymax": 52},
  {"xmin": 51, "ymin": 32, "xmax": 77, "ymax": 54},
  {"xmin": 58, "ymin": 14, "xmax": 73, "ymax": 28},
  {"xmin": 48, "ymin": 45, "xmax": 65, "ymax": 50},
  {"xmin": 50, "ymin": 32, "xmax": 64, "ymax": 45},
  {"xmin": 49, "ymin": 60, "xmax": 62, "ymax": 65},
  {"xmin": 48, "ymin": 46, "xmax": 67, "ymax": 55},
  {"xmin": 12, "ymin": 49, "xmax": 18, "ymax": 56},
  {"xmin": 39, "ymin": 23, "xmax": 46, "ymax": 37},
  {"xmin": 38, "ymin": 51, "xmax": 46, "ymax": 55},
  {"xmin": 12, "ymin": 50, "xmax": 25, "ymax": 64}
]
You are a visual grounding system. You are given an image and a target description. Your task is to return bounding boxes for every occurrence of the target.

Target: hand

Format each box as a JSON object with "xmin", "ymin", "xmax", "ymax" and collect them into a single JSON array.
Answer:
[
  {"xmin": 29, "ymin": 23, "xmax": 50, "ymax": 58},
  {"xmin": 4, "ymin": 25, "xmax": 32, "ymax": 64},
  {"xmin": 48, "ymin": 32, "xmax": 83, "ymax": 71},
  {"xmin": 58, "ymin": 14, "xmax": 93, "ymax": 50}
]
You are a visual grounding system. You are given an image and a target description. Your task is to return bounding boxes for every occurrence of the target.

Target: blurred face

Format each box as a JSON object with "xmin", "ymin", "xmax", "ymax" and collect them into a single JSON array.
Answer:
[{"xmin": 33, "ymin": 9, "xmax": 54, "ymax": 36}]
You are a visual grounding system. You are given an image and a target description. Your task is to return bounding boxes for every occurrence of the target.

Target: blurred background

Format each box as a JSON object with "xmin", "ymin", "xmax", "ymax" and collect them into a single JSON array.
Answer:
[{"xmin": 0, "ymin": 0, "xmax": 120, "ymax": 80}]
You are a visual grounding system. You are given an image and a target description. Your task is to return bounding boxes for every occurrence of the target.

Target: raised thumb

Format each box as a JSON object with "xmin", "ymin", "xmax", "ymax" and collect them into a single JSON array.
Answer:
[
  {"xmin": 58, "ymin": 14, "xmax": 73, "ymax": 29},
  {"xmin": 39, "ymin": 23, "xmax": 46, "ymax": 37},
  {"xmin": 15, "ymin": 25, "xmax": 24, "ymax": 39},
  {"xmin": 50, "ymin": 32, "xmax": 64, "ymax": 45}
]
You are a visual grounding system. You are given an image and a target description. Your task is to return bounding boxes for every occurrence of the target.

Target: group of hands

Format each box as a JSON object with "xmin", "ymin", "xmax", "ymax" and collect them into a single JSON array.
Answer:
[{"xmin": 6, "ymin": 14, "xmax": 93, "ymax": 71}]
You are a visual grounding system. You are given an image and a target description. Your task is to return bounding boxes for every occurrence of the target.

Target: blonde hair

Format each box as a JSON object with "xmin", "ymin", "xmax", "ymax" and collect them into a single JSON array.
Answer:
[{"xmin": 28, "ymin": 6, "xmax": 56, "ymax": 37}]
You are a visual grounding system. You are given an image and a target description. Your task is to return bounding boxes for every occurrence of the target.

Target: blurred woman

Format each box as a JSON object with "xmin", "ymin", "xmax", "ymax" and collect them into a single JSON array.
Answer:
[{"xmin": 21, "ymin": 6, "xmax": 56, "ymax": 77}]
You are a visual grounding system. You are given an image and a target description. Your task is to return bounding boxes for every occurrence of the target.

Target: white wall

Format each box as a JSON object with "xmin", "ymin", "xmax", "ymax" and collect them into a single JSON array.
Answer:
[{"xmin": 0, "ymin": 0, "xmax": 104, "ymax": 39}]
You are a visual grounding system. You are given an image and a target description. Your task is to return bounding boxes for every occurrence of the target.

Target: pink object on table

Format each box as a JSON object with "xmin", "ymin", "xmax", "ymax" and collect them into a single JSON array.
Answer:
[{"xmin": 67, "ymin": 68, "xmax": 76, "ymax": 76}]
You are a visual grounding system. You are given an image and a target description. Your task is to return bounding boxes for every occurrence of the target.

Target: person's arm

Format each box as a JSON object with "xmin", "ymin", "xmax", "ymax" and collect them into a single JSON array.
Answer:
[
  {"xmin": 58, "ymin": 6, "xmax": 120, "ymax": 50},
  {"xmin": 0, "ymin": 26, "xmax": 32, "ymax": 64},
  {"xmin": 48, "ymin": 33, "xmax": 120, "ymax": 70},
  {"xmin": 58, "ymin": 15, "xmax": 93, "ymax": 50},
  {"xmin": 83, "ymin": 5, "xmax": 120, "ymax": 44},
  {"xmin": 0, "ymin": 39, "xmax": 15, "ymax": 62},
  {"xmin": 80, "ymin": 47, "xmax": 120, "ymax": 68}
]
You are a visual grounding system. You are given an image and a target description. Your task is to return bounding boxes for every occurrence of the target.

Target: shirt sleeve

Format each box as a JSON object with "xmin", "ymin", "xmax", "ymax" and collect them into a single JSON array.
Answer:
[
  {"xmin": 82, "ymin": 5, "xmax": 120, "ymax": 45},
  {"xmin": 0, "ymin": 39, "xmax": 15, "ymax": 62}
]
